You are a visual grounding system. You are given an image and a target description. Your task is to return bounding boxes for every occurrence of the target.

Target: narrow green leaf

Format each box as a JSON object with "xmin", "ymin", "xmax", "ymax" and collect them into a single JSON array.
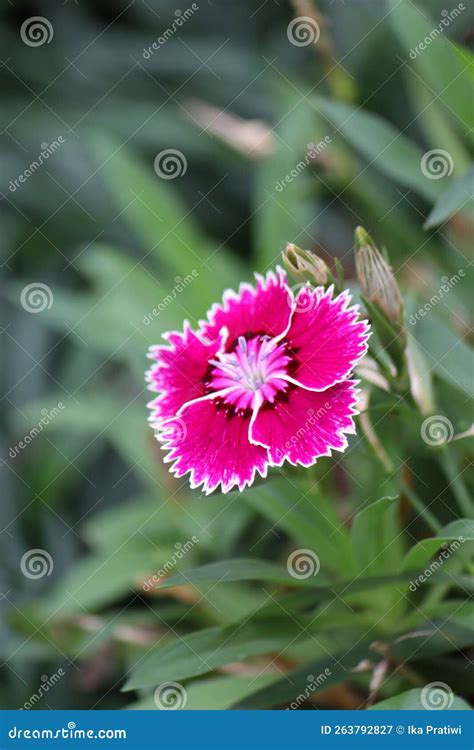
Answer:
[
  {"xmin": 351, "ymin": 497, "xmax": 403, "ymax": 576},
  {"xmin": 123, "ymin": 619, "xmax": 306, "ymax": 690},
  {"xmin": 235, "ymin": 618, "xmax": 474, "ymax": 709},
  {"xmin": 35, "ymin": 542, "xmax": 175, "ymax": 618},
  {"xmin": 89, "ymin": 134, "xmax": 243, "ymax": 301},
  {"xmin": 389, "ymin": 0, "xmax": 473, "ymax": 147},
  {"xmin": 242, "ymin": 478, "xmax": 354, "ymax": 574},
  {"xmin": 157, "ymin": 563, "xmax": 459, "ymax": 598},
  {"xmin": 415, "ymin": 313, "xmax": 473, "ymax": 398},
  {"xmin": 128, "ymin": 674, "xmax": 277, "ymax": 711},
  {"xmin": 155, "ymin": 558, "xmax": 303, "ymax": 589},
  {"xmin": 402, "ymin": 519, "xmax": 474, "ymax": 572},
  {"xmin": 233, "ymin": 642, "xmax": 372, "ymax": 709},
  {"xmin": 425, "ymin": 166, "xmax": 474, "ymax": 228},
  {"xmin": 314, "ymin": 96, "xmax": 442, "ymax": 203},
  {"xmin": 254, "ymin": 88, "xmax": 325, "ymax": 269}
]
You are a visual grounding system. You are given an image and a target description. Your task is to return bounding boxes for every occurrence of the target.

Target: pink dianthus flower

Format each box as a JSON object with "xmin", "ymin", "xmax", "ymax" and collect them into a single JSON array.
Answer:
[{"xmin": 146, "ymin": 269, "xmax": 369, "ymax": 494}]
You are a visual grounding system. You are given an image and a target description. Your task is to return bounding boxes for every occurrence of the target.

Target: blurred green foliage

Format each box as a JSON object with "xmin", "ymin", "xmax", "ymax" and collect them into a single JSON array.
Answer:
[{"xmin": 0, "ymin": 0, "xmax": 473, "ymax": 710}]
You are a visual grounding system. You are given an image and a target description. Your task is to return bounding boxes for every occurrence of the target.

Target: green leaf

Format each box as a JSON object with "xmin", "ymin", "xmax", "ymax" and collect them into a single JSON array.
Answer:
[
  {"xmin": 9, "ymin": 283, "xmax": 148, "ymax": 369},
  {"xmin": 452, "ymin": 42, "xmax": 474, "ymax": 87},
  {"xmin": 155, "ymin": 558, "xmax": 304, "ymax": 589},
  {"xmin": 89, "ymin": 134, "xmax": 243, "ymax": 303},
  {"xmin": 236, "ymin": 617, "xmax": 474, "ymax": 709},
  {"xmin": 186, "ymin": 495, "xmax": 254, "ymax": 559},
  {"xmin": 35, "ymin": 541, "xmax": 174, "ymax": 618},
  {"xmin": 233, "ymin": 642, "xmax": 372, "ymax": 709},
  {"xmin": 314, "ymin": 96, "xmax": 442, "ymax": 203},
  {"xmin": 391, "ymin": 618, "xmax": 474, "ymax": 661},
  {"xmin": 242, "ymin": 478, "xmax": 354, "ymax": 575},
  {"xmin": 389, "ymin": 0, "xmax": 473, "ymax": 147},
  {"xmin": 78, "ymin": 244, "xmax": 163, "ymax": 314},
  {"xmin": 123, "ymin": 619, "xmax": 307, "ymax": 690},
  {"xmin": 370, "ymin": 688, "xmax": 471, "ymax": 710},
  {"xmin": 83, "ymin": 497, "xmax": 174, "ymax": 553},
  {"xmin": 406, "ymin": 333, "xmax": 435, "ymax": 416},
  {"xmin": 129, "ymin": 673, "xmax": 277, "ymax": 711},
  {"xmin": 415, "ymin": 313, "xmax": 473, "ymax": 398},
  {"xmin": 157, "ymin": 563, "xmax": 453, "ymax": 599},
  {"xmin": 425, "ymin": 166, "xmax": 474, "ymax": 228},
  {"xmin": 402, "ymin": 519, "xmax": 474, "ymax": 571},
  {"xmin": 254, "ymin": 88, "xmax": 326, "ymax": 269},
  {"xmin": 403, "ymin": 74, "xmax": 471, "ymax": 177},
  {"xmin": 351, "ymin": 497, "xmax": 403, "ymax": 576},
  {"xmin": 128, "ymin": 576, "xmax": 471, "ymax": 691},
  {"xmin": 13, "ymin": 393, "xmax": 156, "ymax": 486}
]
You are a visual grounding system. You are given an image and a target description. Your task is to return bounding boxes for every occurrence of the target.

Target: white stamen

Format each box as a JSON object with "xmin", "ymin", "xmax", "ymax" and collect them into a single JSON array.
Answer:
[{"xmin": 210, "ymin": 335, "xmax": 285, "ymax": 393}]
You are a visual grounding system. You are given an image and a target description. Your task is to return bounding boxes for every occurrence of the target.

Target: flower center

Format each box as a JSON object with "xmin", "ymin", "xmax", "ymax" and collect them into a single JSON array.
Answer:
[{"xmin": 209, "ymin": 335, "xmax": 290, "ymax": 411}]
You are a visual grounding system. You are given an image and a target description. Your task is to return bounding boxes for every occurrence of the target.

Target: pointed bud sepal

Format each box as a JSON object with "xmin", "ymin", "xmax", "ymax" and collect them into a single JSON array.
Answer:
[
  {"xmin": 354, "ymin": 227, "xmax": 407, "ymax": 379},
  {"xmin": 283, "ymin": 243, "xmax": 341, "ymax": 291}
]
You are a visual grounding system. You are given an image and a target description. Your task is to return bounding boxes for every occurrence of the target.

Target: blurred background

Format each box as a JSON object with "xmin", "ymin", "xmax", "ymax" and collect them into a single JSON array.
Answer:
[{"xmin": 0, "ymin": 0, "xmax": 473, "ymax": 710}]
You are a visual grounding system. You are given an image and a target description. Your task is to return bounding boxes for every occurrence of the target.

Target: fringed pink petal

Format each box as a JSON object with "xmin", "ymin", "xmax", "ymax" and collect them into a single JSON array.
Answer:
[
  {"xmin": 287, "ymin": 286, "xmax": 370, "ymax": 390},
  {"xmin": 146, "ymin": 322, "xmax": 224, "ymax": 422},
  {"xmin": 159, "ymin": 397, "xmax": 269, "ymax": 494},
  {"xmin": 250, "ymin": 380, "xmax": 359, "ymax": 467},
  {"xmin": 201, "ymin": 268, "xmax": 293, "ymax": 349}
]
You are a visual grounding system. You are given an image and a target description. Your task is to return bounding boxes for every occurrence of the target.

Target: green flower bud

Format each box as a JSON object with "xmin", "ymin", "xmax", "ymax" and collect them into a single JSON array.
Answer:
[
  {"xmin": 355, "ymin": 227, "xmax": 403, "ymax": 326},
  {"xmin": 282, "ymin": 243, "xmax": 331, "ymax": 286},
  {"xmin": 354, "ymin": 226, "xmax": 407, "ymax": 381}
]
